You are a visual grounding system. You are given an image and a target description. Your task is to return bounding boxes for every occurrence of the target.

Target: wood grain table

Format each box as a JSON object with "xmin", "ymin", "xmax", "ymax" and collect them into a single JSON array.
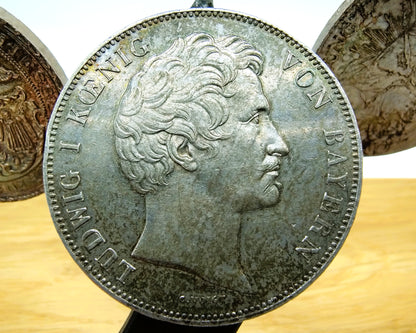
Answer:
[{"xmin": 0, "ymin": 179, "xmax": 415, "ymax": 332}]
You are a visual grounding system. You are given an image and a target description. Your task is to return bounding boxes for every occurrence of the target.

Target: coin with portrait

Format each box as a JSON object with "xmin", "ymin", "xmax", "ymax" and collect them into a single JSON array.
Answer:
[{"xmin": 44, "ymin": 9, "xmax": 362, "ymax": 326}]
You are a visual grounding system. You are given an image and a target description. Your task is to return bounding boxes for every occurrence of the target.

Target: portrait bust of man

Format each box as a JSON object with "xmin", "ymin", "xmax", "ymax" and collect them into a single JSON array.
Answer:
[{"xmin": 114, "ymin": 33, "xmax": 289, "ymax": 293}]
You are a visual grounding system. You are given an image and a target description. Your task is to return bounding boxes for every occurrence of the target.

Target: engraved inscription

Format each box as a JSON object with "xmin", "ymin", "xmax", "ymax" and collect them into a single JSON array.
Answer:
[
  {"xmin": 78, "ymin": 79, "xmax": 105, "ymax": 105},
  {"xmin": 59, "ymin": 170, "xmax": 81, "ymax": 189},
  {"xmin": 95, "ymin": 247, "xmax": 118, "ymax": 269},
  {"xmin": 282, "ymin": 50, "xmax": 302, "ymax": 70},
  {"xmin": 96, "ymin": 58, "xmax": 121, "ymax": 82},
  {"xmin": 295, "ymin": 69, "xmax": 315, "ymax": 88},
  {"xmin": 179, "ymin": 294, "xmax": 227, "ymax": 305},
  {"xmin": 59, "ymin": 141, "xmax": 81, "ymax": 153},
  {"xmin": 66, "ymin": 107, "xmax": 91, "ymax": 126},
  {"xmin": 82, "ymin": 229, "xmax": 106, "ymax": 252},
  {"xmin": 73, "ymin": 36, "xmax": 151, "ymax": 109},
  {"xmin": 296, "ymin": 129, "xmax": 348, "ymax": 261},
  {"xmin": 115, "ymin": 48, "xmax": 133, "ymax": 67},
  {"xmin": 306, "ymin": 87, "xmax": 333, "ymax": 109},
  {"xmin": 130, "ymin": 37, "xmax": 149, "ymax": 57},
  {"xmin": 295, "ymin": 236, "xmax": 321, "ymax": 261},
  {"xmin": 117, "ymin": 259, "xmax": 136, "ymax": 284},
  {"xmin": 282, "ymin": 49, "xmax": 333, "ymax": 109},
  {"xmin": 59, "ymin": 169, "xmax": 136, "ymax": 284}
]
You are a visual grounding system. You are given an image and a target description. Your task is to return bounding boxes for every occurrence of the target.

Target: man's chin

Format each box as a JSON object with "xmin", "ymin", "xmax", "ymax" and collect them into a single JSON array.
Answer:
[
  {"xmin": 260, "ymin": 182, "xmax": 282, "ymax": 207},
  {"xmin": 236, "ymin": 183, "xmax": 282, "ymax": 213}
]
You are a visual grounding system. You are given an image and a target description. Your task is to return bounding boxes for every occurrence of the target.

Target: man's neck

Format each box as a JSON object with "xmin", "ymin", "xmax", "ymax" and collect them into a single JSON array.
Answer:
[{"xmin": 131, "ymin": 177, "xmax": 252, "ymax": 293}]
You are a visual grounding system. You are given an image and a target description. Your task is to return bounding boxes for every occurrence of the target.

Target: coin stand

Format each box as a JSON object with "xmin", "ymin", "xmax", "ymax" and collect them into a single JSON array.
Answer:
[
  {"xmin": 120, "ymin": 311, "xmax": 241, "ymax": 332},
  {"xmin": 191, "ymin": 0, "xmax": 213, "ymax": 7}
]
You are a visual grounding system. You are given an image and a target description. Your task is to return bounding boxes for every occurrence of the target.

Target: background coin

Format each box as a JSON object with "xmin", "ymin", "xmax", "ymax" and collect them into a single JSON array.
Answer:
[
  {"xmin": 0, "ymin": 7, "xmax": 65, "ymax": 201},
  {"xmin": 314, "ymin": 0, "xmax": 416, "ymax": 156}
]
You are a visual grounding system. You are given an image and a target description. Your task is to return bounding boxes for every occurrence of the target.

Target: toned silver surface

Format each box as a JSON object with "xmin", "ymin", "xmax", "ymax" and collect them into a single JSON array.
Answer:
[
  {"xmin": 0, "ymin": 7, "xmax": 65, "ymax": 201},
  {"xmin": 44, "ymin": 9, "xmax": 362, "ymax": 326},
  {"xmin": 314, "ymin": 0, "xmax": 416, "ymax": 156}
]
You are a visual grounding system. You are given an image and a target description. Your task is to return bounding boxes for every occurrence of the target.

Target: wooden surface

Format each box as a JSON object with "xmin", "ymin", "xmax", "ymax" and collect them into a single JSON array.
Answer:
[{"xmin": 0, "ymin": 178, "xmax": 415, "ymax": 332}]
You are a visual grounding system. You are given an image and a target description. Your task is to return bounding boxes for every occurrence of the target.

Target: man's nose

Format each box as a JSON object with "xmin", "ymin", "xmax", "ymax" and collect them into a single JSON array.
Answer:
[{"xmin": 265, "ymin": 122, "xmax": 289, "ymax": 157}]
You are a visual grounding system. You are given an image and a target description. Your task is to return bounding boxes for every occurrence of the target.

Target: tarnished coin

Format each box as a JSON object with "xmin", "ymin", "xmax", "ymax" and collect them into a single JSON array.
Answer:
[
  {"xmin": 44, "ymin": 9, "xmax": 362, "ymax": 326},
  {"xmin": 314, "ymin": 0, "xmax": 416, "ymax": 156},
  {"xmin": 0, "ymin": 7, "xmax": 65, "ymax": 201}
]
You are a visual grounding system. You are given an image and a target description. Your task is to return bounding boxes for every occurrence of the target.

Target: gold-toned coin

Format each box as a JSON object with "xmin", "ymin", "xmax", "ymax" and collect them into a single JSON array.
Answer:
[{"xmin": 0, "ymin": 7, "xmax": 65, "ymax": 201}]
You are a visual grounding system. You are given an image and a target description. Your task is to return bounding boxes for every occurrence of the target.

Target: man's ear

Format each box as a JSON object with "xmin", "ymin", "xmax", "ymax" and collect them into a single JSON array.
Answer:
[{"xmin": 167, "ymin": 135, "xmax": 198, "ymax": 171}]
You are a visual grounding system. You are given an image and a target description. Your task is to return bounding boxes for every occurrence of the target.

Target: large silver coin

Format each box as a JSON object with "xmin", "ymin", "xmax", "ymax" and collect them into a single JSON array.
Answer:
[
  {"xmin": 44, "ymin": 9, "xmax": 362, "ymax": 326},
  {"xmin": 0, "ymin": 8, "xmax": 65, "ymax": 201},
  {"xmin": 314, "ymin": 0, "xmax": 416, "ymax": 156}
]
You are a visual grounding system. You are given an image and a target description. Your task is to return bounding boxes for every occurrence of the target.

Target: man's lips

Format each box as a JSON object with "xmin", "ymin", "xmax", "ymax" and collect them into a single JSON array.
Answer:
[
  {"xmin": 262, "ymin": 157, "xmax": 281, "ymax": 176},
  {"xmin": 266, "ymin": 170, "xmax": 279, "ymax": 176}
]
